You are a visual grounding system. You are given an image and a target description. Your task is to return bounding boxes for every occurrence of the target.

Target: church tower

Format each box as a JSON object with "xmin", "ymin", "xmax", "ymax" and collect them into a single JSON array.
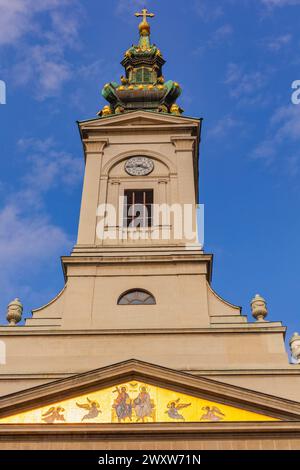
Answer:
[
  {"xmin": 1, "ymin": 10, "xmax": 300, "ymax": 450},
  {"xmin": 51, "ymin": 7, "xmax": 207, "ymax": 332}
]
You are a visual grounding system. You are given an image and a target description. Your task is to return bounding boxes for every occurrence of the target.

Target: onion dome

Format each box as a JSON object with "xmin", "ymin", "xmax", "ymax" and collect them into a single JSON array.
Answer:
[{"xmin": 99, "ymin": 9, "xmax": 183, "ymax": 117}]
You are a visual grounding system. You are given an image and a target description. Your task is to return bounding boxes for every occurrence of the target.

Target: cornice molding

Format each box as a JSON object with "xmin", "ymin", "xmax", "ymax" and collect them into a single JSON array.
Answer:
[
  {"xmin": 1, "ymin": 420, "xmax": 300, "ymax": 438},
  {"xmin": 0, "ymin": 325, "xmax": 286, "ymax": 335}
]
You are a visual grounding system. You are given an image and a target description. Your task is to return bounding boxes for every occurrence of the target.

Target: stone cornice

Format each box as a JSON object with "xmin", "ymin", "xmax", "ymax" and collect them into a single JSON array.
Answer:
[
  {"xmin": 78, "ymin": 110, "xmax": 201, "ymax": 127},
  {"xmin": 0, "ymin": 325, "xmax": 286, "ymax": 335},
  {"xmin": 1, "ymin": 421, "xmax": 300, "ymax": 439},
  {"xmin": 2, "ymin": 367, "xmax": 300, "ymax": 380},
  {"xmin": 61, "ymin": 252, "xmax": 213, "ymax": 281},
  {"xmin": 62, "ymin": 253, "xmax": 212, "ymax": 265}
]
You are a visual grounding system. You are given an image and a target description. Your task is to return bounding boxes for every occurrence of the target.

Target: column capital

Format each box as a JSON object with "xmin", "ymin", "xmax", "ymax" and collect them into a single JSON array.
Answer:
[
  {"xmin": 83, "ymin": 137, "xmax": 109, "ymax": 154},
  {"xmin": 158, "ymin": 178, "xmax": 168, "ymax": 184},
  {"xmin": 110, "ymin": 179, "xmax": 121, "ymax": 185},
  {"xmin": 170, "ymin": 136, "xmax": 196, "ymax": 152}
]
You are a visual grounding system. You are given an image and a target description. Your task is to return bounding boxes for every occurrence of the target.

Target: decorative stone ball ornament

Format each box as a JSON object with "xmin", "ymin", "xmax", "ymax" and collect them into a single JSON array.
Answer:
[
  {"xmin": 6, "ymin": 298, "xmax": 23, "ymax": 326},
  {"xmin": 290, "ymin": 332, "xmax": 300, "ymax": 364},
  {"xmin": 250, "ymin": 294, "xmax": 268, "ymax": 322}
]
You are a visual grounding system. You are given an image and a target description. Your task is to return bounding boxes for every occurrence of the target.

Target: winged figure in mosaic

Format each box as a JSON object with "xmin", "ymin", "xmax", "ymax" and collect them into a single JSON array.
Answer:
[
  {"xmin": 200, "ymin": 406, "xmax": 225, "ymax": 422},
  {"xmin": 76, "ymin": 398, "xmax": 101, "ymax": 421},
  {"xmin": 165, "ymin": 398, "xmax": 191, "ymax": 421},
  {"xmin": 41, "ymin": 406, "xmax": 65, "ymax": 423}
]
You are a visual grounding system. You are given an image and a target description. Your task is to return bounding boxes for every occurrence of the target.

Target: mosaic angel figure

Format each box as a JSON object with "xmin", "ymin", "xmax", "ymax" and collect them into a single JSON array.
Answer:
[
  {"xmin": 165, "ymin": 398, "xmax": 191, "ymax": 421},
  {"xmin": 200, "ymin": 406, "xmax": 225, "ymax": 422},
  {"xmin": 42, "ymin": 406, "xmax": 65, "ymax": 423},
  {"xmin": 76, "ymin": 398, "xmax": 101, "ymax": 421}
]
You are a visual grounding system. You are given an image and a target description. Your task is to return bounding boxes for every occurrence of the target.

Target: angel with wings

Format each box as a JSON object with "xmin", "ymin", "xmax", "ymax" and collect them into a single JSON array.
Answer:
[
  {"xmin": 42, "ymin": 406, "xmax": 65, "ymax": 423},
  {"xmin": 200, "ymin": 406, "xmax": 225, "ymax": 422},
  {"xmin": 76, "ymin": 398, "xmax": 101, "ymax": 421},
  {"xmin": 165, "ymin": 398, "xmax": 191, "ymax": 421}
]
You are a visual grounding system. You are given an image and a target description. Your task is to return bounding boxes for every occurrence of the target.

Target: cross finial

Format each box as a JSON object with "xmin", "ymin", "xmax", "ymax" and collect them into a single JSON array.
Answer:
[{"xmin": 135, "ymin": 8, "xmax": 155, "ymax": 23}]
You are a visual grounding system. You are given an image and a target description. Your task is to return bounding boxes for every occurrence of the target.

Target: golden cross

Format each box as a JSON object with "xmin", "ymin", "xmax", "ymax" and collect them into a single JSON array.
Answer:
[{"xmin": 135, "ymin": 8, "xmax": 155, "ymax": 23}]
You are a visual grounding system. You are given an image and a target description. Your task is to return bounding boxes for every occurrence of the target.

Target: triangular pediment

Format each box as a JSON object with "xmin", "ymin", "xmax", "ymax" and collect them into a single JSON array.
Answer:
[
  {"xmin": 79, "ymin": 110, "xmax": 200, "ymax": 130},
  {"xmin": 0, "ymin": 360, "xmax": 299, "ymax": 424}
]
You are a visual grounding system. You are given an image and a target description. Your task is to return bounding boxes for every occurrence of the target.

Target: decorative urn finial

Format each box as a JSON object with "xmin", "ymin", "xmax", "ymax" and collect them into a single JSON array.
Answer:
[
  {"xmin": 6, "ymin": 298, "xmax": 23, "ymax": 326},
  {"xmin": 290, "ymin": 332, "xmax": 300, "ymax": 364},
  {"xmin": 251, "ymin": 294, "xmax": 268, "ymax": 322}
]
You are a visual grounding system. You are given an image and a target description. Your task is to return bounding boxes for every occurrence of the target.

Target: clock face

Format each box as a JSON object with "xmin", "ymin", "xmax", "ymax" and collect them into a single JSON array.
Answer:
[{"xmin": 125, "ymin": 157, "xmax": 154, "ymax": 176}]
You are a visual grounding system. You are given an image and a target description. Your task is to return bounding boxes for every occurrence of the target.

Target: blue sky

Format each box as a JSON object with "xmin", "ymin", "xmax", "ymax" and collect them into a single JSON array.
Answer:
[{"xmin": 0, "ymin": 0, "xmax": 300, "ymax": 347}]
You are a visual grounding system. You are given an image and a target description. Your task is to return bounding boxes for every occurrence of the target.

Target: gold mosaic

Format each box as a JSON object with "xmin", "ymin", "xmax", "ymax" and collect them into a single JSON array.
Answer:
[{"xmin": 0, "ymin": 381, "xmax": 278, "ymax": 424}]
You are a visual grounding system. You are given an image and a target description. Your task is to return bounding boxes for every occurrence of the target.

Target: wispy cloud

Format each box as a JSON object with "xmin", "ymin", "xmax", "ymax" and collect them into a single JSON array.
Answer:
[
  {"xmin": 0, "ymin": 0, "xmax": 73, "ymax": 46},
  {"xmin": 212, "ymin": 24, "xmax": 233, "ymax": 41},
  {"xmin": 262, "ymin": 34, "xmax": 292, "ymax": 51},
  {"xmin": 12, "ymin": 44, "xmax": 73, "ymax": 100},
  {"xmin": 261, "ymin": 0, "xmax": 300, "ymax": 7},
  {"xmin": 270, "ymin": 105, "xmax": 300, "ymax": 141},
  {"xmin": 224, "ymin": 63, "xmax": 270, "ymax": 104},
  {"xmin": 225, "ymin": 63, "xmax": 267, "ymax": 97},
  {"xmin": 2, "ymin": 0, "xmax": 82, "ymax": 100},
  {"xmin": 0, "ymin": 205, "xmax": 70, "ymax": 284},
  {"xmin": 115, "ymin": 0, "xmax": 145, "ymax": 18},
  {"xmin": 0, "ymin": 137, "xmax": 82, "ymax": 314},
  {"xmin": 207, "ymin": 115, "xmax": 242, "ymax": 139},
  {"xmin": 193, "ymin": 24, "xmax": 233, "ymax": 56},
  {"xmin": 251, "ymin": 139, "xmax": 276, "ymax": 165},
  {"xmin": 3, "ymin": 136, "xmax": 82, "ymax": 218},
  {"xmin": 252, "ymin": 105, "xmax": 300, "ymax": 173},
  {"xmin": 193, "ymin": 0, "xmax": 224, "ymax": 21},
  {"xmin": 17, "ymin": 138, "xmax": 83, "ymax": 201},
  {"xmin": 0, "ymin": 200, "xmax": 71, "ymax": 323}
]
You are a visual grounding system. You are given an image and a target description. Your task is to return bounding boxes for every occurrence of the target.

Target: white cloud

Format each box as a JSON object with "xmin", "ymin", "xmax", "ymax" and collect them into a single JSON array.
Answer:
[
  {"xmin": 5, "ymin": 136, "xmax": 81, "ymax": 235},
  {"xmin": 263, "ymin": 34, "xmax": 292, "ymax": 51},
  {"xmin": 48, "ymin": 9, "xmax": 81, "ymax": 47},
  {"xmin": 0, "ymin": 204, "xmax": 71, "ymax": 322},
  {"xmin": 116, "ymin": 0, "xmax": 145, "ymax": 17},
  {"xmin": 193, "ymin": 24, "xmax": 233, "ymax": 56},
  {"xmin": 251, "ymin": 139, "xmax": 276, "ymax": 164},
  {"xmin": 252, "ymin": 105, "xmax": 300, "ymax": 169},
  {"xmin": 12, "ymin": 44, "xmax": 73, "ymax": 100},
  {"xmin": 193, "ymin": 0, "xmax": 224, "ymax": 21},
  {"xmin": 224, "ymin": 63, "xmax": 268, "ymax": 100},
  {"xmin": 12, "ymin": 45, "xmax": 72, "ymax": 100},
  {"xmin": 261, "ymin": 0, "xmax": 300, "ymax": 6},
  {"xmin": 213, "ymin": 24, "xmax": 233, "ymax": 40},
  {"xmin": 207, "ymin": 115, "xmax": 242, "ymax": 139},
  {"xmin": 270, "ymin": 105, "xmax": 300, "ymax": 141},
  {"xmin": 1, "ymin": 0, "xmax": 82, "ymax": 99},
  {"xmin": 0, "ymin": 137, "xmax": 81, "ymax": 317},
  {"xmin": 0, "ymin": 205, "xmax": 70, "ymax": 268},
  {"xmin": 17, "ymin": 137, "xmax": 83, "ymax": 198},
  {"xmin": 0, "ymin": 0, "xmax": 71, "ymax": 46},
  {"xmin": 78, "ymin": 59, "xmax": 106, "ymax": 82},
  {"xmin": 224, "ymin": 63, "xmax": 242, "ymax": 85}
]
